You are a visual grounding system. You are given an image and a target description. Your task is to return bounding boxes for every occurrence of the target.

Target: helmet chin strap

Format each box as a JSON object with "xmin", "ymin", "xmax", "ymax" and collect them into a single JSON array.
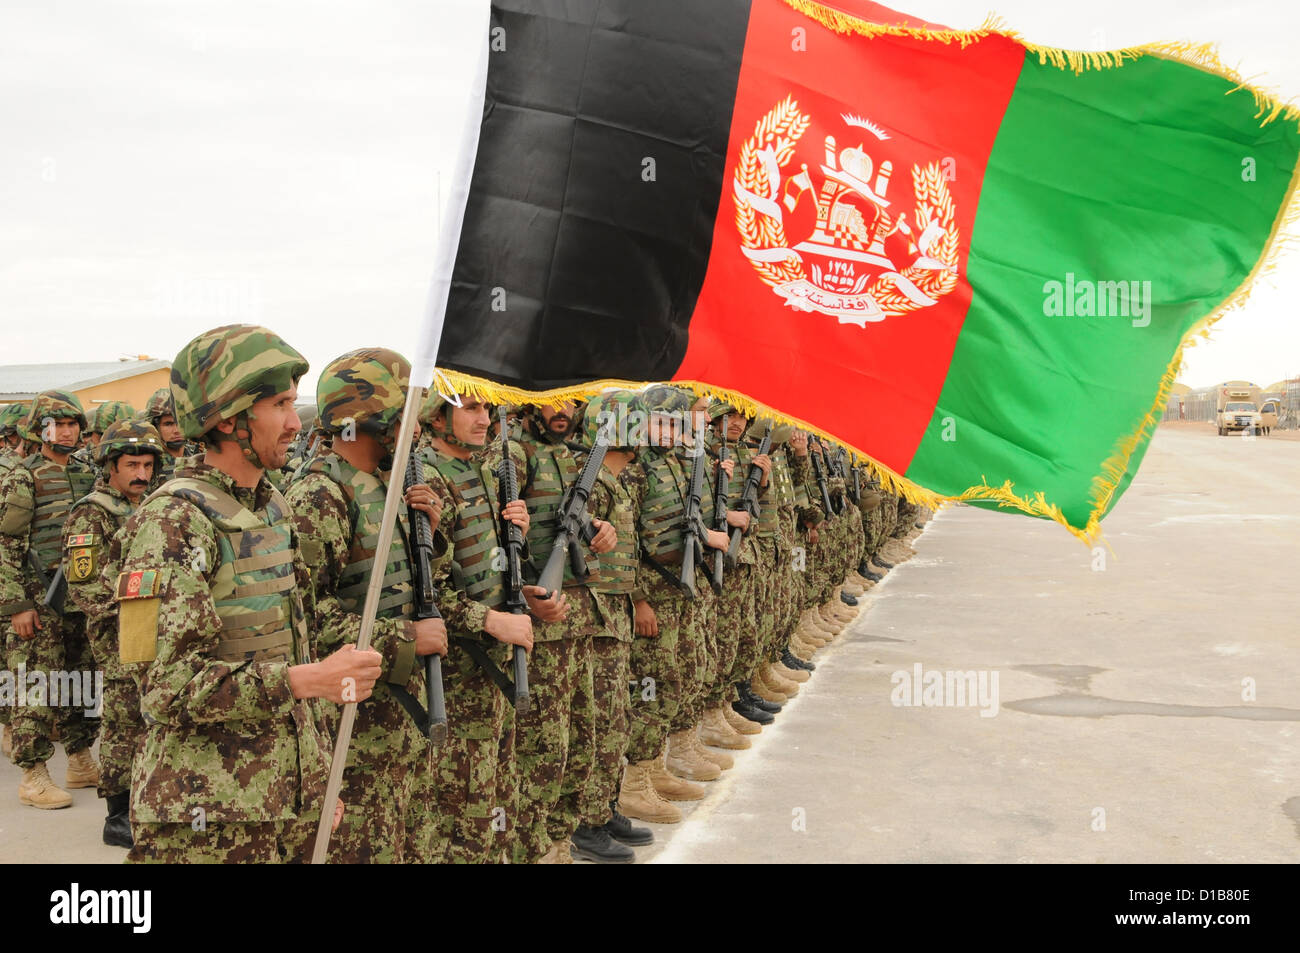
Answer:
[
  {"xmin": 164, "ymin": 439, "xmax": 185, "ymax": 452},
  {"xmin": 233, "ymin": 410, "xmax": 269, "ymax": 470}
]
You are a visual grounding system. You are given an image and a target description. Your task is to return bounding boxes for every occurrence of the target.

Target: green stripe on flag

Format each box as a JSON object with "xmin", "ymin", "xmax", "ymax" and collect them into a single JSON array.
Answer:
[{"xmin": 907, "ymin": 50, "xmax": 1300, "ymax": 535}]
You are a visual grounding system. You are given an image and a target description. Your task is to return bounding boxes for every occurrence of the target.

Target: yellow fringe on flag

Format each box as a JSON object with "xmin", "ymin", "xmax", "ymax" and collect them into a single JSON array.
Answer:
[{"xmin": 430, "ymin": 2, "xmax": 1300, "ymax": 547}]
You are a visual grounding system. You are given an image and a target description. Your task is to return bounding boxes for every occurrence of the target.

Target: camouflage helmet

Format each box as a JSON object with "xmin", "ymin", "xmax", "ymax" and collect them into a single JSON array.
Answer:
[
  {"xmin": 708, "ymin": 399, "xmax": 739, "ymax": 421},
  {"xmin": 26, "ymin": 390, "xmax": 88, "ymax": 448},
  {"xmin": 582, "ymin": 390, "xmax": 648, "ymax": 450},
  {"xmin": 96, "ymin": 419, "xmax": 166, "ymax": 466},
  {"xmin": 0, "ymin": 402, "xmax": 31, "ymax": 437},
  {"xmin": 95, "ymin": 400, "xmax": 137, "ymax": 432},
  {"xmin": 170, "ymin": 325, "xmax": 309, "ymax": 440},
  {"xmin": 316, "ymin": 348, "xmax": 411, "ymax": 438},
  {"xmin": 642, "ymin": 384, "xmax": 695, "ymax": 415},
  {"xmin": 83, "ymin": 406, "xmax": 99, "ymax": 435},
  {"xmin": 141, "ymin": 387, "xmax": 177, "ymax": 425}
]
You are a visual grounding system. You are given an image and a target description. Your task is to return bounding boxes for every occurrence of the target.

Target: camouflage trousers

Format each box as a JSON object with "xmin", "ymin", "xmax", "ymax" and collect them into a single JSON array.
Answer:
[
  {"xmin": 97, "ymin": 677, "xmax": 143, "ymax": 799},
  {"xmin": 709, "ymin": 561, "xmax": 753, "ymax": 704},
  {"xmin": 763, "ymin": 532, "xmax": 801, "ymax": 662},
  {"xmin": 579, "ymin": 592, "xmax": 633, "ymax": 826},
  {"xmin": 895, "ymin": 498, "xmax": 920, "ymax": 536},
  {"xmin": 677, "ymin": 583, "xmax": 717, "ymax": 730},
  {"xmin": 511, "ymin": 628, "xmax": 595, "ymax": 863},
  {"xmin": 4, "ymin": 607, "xmax": 99, "ymax": 769},
  {"xmin": 322, "ymin": 686, "xmax": 430, "ymax": 864},
  {"xmin": 723, "ymin": 562, "xmax": 763, "ymax": 685},
  {"xmin": 424, "ymin": 639, "xmax": 516, "ymax": 864},
  {"xmin": 624, "ymin": 573, "xmax": 709, "ymax": 763},
  {"xmin": 128, "ymin": 819, "xmax": 316, "ymax": 864}
]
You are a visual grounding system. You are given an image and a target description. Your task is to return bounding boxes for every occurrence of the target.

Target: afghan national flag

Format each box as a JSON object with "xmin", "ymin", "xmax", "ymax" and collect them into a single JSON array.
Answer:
[{"xmin": 415, "ymin": 0, "xmax": 1300, "ymax": 541}]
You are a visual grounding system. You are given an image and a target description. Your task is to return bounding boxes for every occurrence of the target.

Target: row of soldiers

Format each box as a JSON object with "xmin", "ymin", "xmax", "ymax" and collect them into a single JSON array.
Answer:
[{"xmin": 0, "ymin": 324, "xmax": 928, "ymax": 863}]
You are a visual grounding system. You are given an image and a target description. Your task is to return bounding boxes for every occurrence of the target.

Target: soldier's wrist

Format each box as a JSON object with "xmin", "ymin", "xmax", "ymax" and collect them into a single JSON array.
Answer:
[{"xmin": 287, "ymin": 661, "xmax": 323, "ymax": 700}]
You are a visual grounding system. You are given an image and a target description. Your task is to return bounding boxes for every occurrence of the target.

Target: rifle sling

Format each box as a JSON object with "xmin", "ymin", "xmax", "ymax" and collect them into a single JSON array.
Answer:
[
  {"xmin": 639, "ymin": 552, "xmax": 690, "ymax": 595},
  {"xmin": 387, "ymin": 683, "xmax": 431, "ymax": 734},
  {"xmin": 452, "ymin": 635, "xmax": 518, "ymax": 703}
]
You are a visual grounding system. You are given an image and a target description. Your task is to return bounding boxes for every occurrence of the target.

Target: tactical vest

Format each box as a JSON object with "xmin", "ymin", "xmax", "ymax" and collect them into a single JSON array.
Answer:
[
  {"xmin": 732, "ymin": 443, "xmax": 779, "ymax": 538},
  {"xmin": 82, "ymin": 489, "xmax": 133, "ymax": 523},
  {"xmin": 155, "ymin": 478, "xmax": 309, "ymax": 664},
  {"xmin": 303, "ymin": 455, "xmax": 414, "ymax": 620},
  {"xmin": 593, "ymin": 468, "xmax": 637, "ymax": 594},
  {"xmin": 638, "ymin": 448, "xmax": 690, "ymax": 564},
  {"xmin": 519, "ymin": 433, "xmax": 588, "ymax": 586},
  {"xmin": 425, "ymin": 449, "xmax": 505, "ymax": 608},
  {"xmin": 26, "ymin": 455, "xmax": 93, "ymax": 571}
]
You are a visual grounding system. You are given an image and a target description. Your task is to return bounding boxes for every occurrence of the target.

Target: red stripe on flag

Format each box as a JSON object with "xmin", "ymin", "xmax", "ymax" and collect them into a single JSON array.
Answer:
[{"xmin": 676, "ymin": 0, "xmax": 1023, "ymax": 473}]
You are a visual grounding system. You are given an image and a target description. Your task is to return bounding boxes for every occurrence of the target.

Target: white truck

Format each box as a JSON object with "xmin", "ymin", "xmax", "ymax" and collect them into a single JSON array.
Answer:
[{"xmin": 1215, "ymin": 381, "xmax": 1264, "ymax": 435}]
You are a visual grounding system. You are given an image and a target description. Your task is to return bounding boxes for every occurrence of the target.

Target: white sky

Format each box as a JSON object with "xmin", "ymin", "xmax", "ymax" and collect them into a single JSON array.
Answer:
[{"xmin": 1, "ymin": 0, "xmax": 1297, "ymax": 399}]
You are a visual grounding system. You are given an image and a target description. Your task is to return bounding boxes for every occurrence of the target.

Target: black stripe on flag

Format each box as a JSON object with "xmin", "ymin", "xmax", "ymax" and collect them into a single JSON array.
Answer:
[{"xmin": 439, "ymin": 0, "xmax": 753, "ymax": 390}]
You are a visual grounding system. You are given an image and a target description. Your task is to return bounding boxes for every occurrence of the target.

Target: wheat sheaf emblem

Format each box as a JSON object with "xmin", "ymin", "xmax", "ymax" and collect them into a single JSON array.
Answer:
[{"xmin": 733, "ymin": 96, "xmax": 960, "ymax": 326}]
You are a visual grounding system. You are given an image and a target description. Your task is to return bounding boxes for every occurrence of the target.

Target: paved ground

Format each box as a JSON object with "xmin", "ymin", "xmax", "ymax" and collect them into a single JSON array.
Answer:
[{"xmin": 3, "ymin": 423, "xmax": 1297, "ymax": 863}]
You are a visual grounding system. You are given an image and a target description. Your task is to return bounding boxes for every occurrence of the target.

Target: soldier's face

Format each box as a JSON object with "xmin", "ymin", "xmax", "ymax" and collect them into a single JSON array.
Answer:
[
  {"xmin": 451, "ymin": 399, "xmax": 491, "ymax": 446},
  {"xmin": 157, "ymin": 414, "xmax": 184, "ymax": 447},
  {"xmin": 43, "ymin": 418, "xmax": 80, "ymax": 448},
  {"xmin": 540, "ymin": 402, "xmax": 576, "ymax": 436},
  {"xmin": 247, "ymin": 386, "xmax": 302, "ymax": 470},
  {"xmin": 725, "ymin": 415, "xmax": 749, "ymax": 441},
  {"xmin": 85, "ymin": 432, "xmax": 101, "ymax": 447},
  {"xmin": 111, "ymin": 453, "xmax": 156, "ymax": 502}
]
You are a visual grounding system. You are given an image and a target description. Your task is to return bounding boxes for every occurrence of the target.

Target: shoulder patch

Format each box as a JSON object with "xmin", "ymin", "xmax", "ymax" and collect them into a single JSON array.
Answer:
[
  {"xmin": 67, "ymin": 532, "xmax": 98, "ymax": 548},
  {"xmin": 117, "ymin": 569, "xmax": 161, "ymax": 599}
]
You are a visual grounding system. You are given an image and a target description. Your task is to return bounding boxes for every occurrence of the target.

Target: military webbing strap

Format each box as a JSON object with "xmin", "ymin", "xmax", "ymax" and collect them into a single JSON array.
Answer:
[
  {"xmin": 83, "ymin": 489, "xmax": 133, "ymax": 521},
  {"xmin": 639, "ymin": 550, "xmax": 687, "ymax": 594},
  {"xmin": 451, "ymin": 635, "xmax": 518, "ymax": 702}
]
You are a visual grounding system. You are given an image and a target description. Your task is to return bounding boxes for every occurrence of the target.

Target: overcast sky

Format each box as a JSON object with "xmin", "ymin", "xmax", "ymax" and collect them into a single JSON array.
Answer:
[{"xmin": 2, "ymin": 0, "xmax": 1297, "ymax": 399}]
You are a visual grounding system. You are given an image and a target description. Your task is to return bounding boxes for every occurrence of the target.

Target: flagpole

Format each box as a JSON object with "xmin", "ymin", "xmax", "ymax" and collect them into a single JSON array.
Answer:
[{"xmin": 310, "ymin": 381, "xmax": 425, "ymax": 864}]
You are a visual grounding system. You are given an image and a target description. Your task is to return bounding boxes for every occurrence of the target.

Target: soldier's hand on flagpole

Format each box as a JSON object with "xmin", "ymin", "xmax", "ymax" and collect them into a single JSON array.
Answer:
[
  {"xmin": 523, "ymin": 584, "xmax": 567, "ymax": 622},
  {"xmin": 634, "ymin": 599, "xmax": 658, "ymax": 637},
  {"xmin": 413, "ymin": 616, "xmax": 448, "ymax": 657},
  {"xmin": 12, "ymin": 608, "xmax": 41, "ymax": 640},
  {"xmin": 404, "ymin": 483, "xmax": 442, "ymax": 524},
  {"xmin": 293, "ymin": 644, "xmax": 383, "ymax": 703},
  {"xmin": 588, "ymin": 517, "xmax": 617, "ymax": 554},
  {"xmin": 485, "ymin": 608, "xmax": 534, "ymax": 651},
  {"xmin": 333, "ymin": 798, "xmax": 345, "ymax": 832},
  {"xmin": 501, "ymin": 499, "xmax": 530, "ymax": 535}
]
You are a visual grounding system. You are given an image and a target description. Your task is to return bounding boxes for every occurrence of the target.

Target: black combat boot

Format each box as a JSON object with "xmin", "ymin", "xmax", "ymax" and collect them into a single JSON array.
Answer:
[
  {"xmin": 782, "ymin": 647, "xmax": 814, "ymax": 672},
  {"xmin": 863, "ymin": 563, "xmax": 886, "ymax": 582},
  {"xmin": 571, "ymin": 824, "xmax": 635, "ymax": 863},
  {"xmin": 738, "ymin": 681, "xmax": 782, "ymax": 714},
  {"xmin": 103, "ymin": 792, "xmax": 133, "ymax": 848},
  {"xmin": 840, "ymin": 590, "xmax": 858, "ymax": 606},
  {"xmin": 732, "ymin": 698, "xmax": 775, "ymax": 724},
  {"xmin": 603, "ymin": 801, "xmax": 654, "ymax": 846}
]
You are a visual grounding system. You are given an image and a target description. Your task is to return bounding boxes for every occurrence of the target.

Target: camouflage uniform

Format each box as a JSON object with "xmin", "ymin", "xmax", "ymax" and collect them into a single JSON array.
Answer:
[
  {"xmin": 140, "ymin": 387, "xmax": 192, "ymax": 485},
  {"xmin": 286, "ymin": 348, "xmax": 444, "ymax": 864},
  {"xmin": 117, "ymin": 326, "xmax": 332, "ymax": 864},
  {"xmin": 420, "ymin": 424, "xmax": 529, "ymax": 864},
  {"xmin": 0, "ymin": 392, "xmax": 100, "ymax": 777}
]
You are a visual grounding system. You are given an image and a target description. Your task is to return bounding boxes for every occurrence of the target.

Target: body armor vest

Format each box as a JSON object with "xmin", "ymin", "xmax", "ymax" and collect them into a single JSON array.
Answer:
[
  {"xmin": 639, "ymin": 448, "xmax": 689, "ymax": 564},
  {"xmin": 425, "ymin": 449, "xmax": 505, "ymax": 608},
  {"xmin": 732, "ymin": 443, "xmax": 779, "ymax": 538},
  {"xmin": 519, "ymin": 433, "xmax": 588, "ymax": 586},
  {"xmin": 593, "ymin": 468, "xmax": 637, "ymax": 593},
  {"xmin": 304, "ymin": 455, "xmax": 415, "ymax": 621},
  {"xmin": 82, "ymin": 489, "xmax": 133, "ymax": 523},
  {"xmin": 26, "ymin": 455, "xmax": 93, "ymax": 571},
  {"xmin": 155, "ymin": 478, "xmax": 309, "ymax": 664}
]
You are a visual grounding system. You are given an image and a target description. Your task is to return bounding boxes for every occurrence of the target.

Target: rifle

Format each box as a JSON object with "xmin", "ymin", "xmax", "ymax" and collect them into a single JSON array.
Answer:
[
  {"xmin": 726, "ymin": 422, "xmax": 771, "ymax": 565},
  {"xmin": 848, "ymin": 451, "xmax": 863, "ymax": 505},
  {"xmin": 494, "ymin": 406, "xmax": 530, "ymax": 715},
  {"xmin": 535, "ymin": 419, "xmax": 613, "ymax": 598},
  {"xmin": 679, "ymin": 417, "xmax": 710, "ymax": 599},
  {"xmin": 28, "ymin": 550, "xmax": 66, "ymax": 614},
  {"xmin": 810, "ymin": 439, "xmax": 835, "ymax": 520},
  {"xmin": 710, "ymin": 417, "xmax": 730, "ymax": 594},
  {"xmin": 403, "ymin": 451, "xmax": 447, "ymax": 744}
]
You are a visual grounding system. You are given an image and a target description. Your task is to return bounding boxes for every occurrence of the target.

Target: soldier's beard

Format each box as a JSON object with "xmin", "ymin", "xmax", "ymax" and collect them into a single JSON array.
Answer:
[{"xmin": 546, "ymin": 414, "xmax": 572, "ymax": 435}]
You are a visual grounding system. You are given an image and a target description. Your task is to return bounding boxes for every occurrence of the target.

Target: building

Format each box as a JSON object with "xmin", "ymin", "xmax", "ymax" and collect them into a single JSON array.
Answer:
[{"xmin": 0, "ymin": 359, "xmax": 171, "ymax": 414}]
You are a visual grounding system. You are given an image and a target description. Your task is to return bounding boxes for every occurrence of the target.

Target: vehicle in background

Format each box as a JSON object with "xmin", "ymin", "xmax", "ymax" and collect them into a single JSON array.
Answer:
[
  {"xmin": 1259, "ymin": 400, "xmax": 1278, "ymax": 435},
  {"xmin": 1215, "ymin": 381, "xmax": 1264, "ymax": 435}
]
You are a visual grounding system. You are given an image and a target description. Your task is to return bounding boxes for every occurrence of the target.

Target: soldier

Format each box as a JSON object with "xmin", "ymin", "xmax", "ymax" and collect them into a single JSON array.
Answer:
[
  {"xmin": 70, "ymin": 401, "xmax": 136, "ymax": 475},
  {"xmin": 285, "ymin": 348, "xmax": 449, "ymax": 863},
  {"xmin": 0, "ymin": 401, "xmax": 32, "ymax": 759},
  {"xmin": 139, "ymin": 386, "xmax": 192, "ymax": 483},
  {"xmin": 115, "ymin": 325, "xmax": 382, "ymax": 863},
  {"xmin": 61, "ymin": 419, "xmax": 166, "ymax": 846},
  {"xmin": 419, "ymin": 391, "xmax": 558, "ymax": 863},
  {"xmin": 503, "ymin": 398, "xmax": 617, "ymax": 864},
  {"xmin": 0, "ymin": 390, "xmax": 100, "ymax": 808}
]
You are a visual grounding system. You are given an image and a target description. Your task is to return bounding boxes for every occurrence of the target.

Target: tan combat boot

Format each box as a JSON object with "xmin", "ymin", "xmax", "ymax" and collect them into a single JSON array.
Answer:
[
  {"xmin": 723, "ymin": 705, "xmax": 762, "ymax": 736},
  {"xmin": 1, "ymin": 725, "xmax": 12, "ymax": 760},
  {"xmin": 761, "ymin": 662, "xmax": 800, "ymax": 697},
  {"xmin": 691, "ymin": 727, "xmax": 734, "ymax": 770},
  {"xmin": 619, "ymin": 761, "xmax": 683, "ymax": 822},
  {"xmin": 535, "ymin": 843, "xmax": 562, "ymax": 864},
  {"xmin": 651, "ymin": 746, "xmax": 709, "ymax": 799},
  {"xmin": 750, "ymin": 673, "xmax": 787, "ymax": 705},
  {"xmin": 65, "ymin": 748, "xmax": 100, "ymax": 789},
  {"xmin": 19, "ymin": 762, "xmax": 73, "ymax": 810},
  {"xmin": 554, "ymin": 841, "xmax": 574, "ymax": 864},
  {"xmin": 817, "ymin": 604, "xmax": 844, "ymax": 634},
  {"xmin": 774, "ymin": 657, "xmax": 810, "ymax": 683},
  {"xmin": 831, "ymin": 601, "xmax": 857, "ymax": 623},
  {"xmin": 700, "ymin": 707, "xmax": 751, "ymax": 750},
  {"xmin": 788, "ymin": 633, "xmax": 816, "ymax": 661},
  {"xmin": 666, "ymin": 729, "xmax": 721, "ymax": 781},
  {"xmin": 842, "ymin": 578, "xmax": 866, "ymax": 596}
]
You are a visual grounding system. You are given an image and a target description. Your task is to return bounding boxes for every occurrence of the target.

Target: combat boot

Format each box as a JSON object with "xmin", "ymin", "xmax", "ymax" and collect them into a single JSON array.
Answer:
[
  {"xmin": 619, "ymin": 761, "xmax": 683, "ymax": 822},
  {"xmin": 739, "ymin": 681, "xmax": 782, "ymax": 713},
  {"xmin": 65, "ymin": 748, "xmax": 99, "ymax": 789},
  {"xmin": 788, "ymin": 632, "xmax": 817, "ymax": 661},
  {"xmin": 830, "ymin": 601, "xmax": 857, "ymax": 623},
  {"xmin": 817, "ymin": 604, "xmax": 845, "ymax": 633},
  {"xmin": 862, "ymin": 562, "xmax": 886, "ymax": 582},
  {"xmin": 604, "ymin": 800, "xmax": 654, "ymax": 846},
  {"xmin": 873, "ymin": 555, "xmax": 897, "ymax": 570},
  {"xmin": 19, "ymin": 763, "xmax": 73, "ymax": 810},
  {"xmin": 750, "ymin": 673, "xmax": 788, "ymax": 705},
  {"xmin": 651, "ymin": 747, "xmax": 709, "ymax": 799},
  {"xmin": 700, "ymin": 706, "xmax": 751, "ymax": 749},
  {"xmin": 840, "ymin": 589, "xmax": 859, "ymax": 606},
  {"xmin": 773, "ymin": 657, "xmax": 810, "ymax": 683},
  {"xmin": 691, "ymin": 728, "xmax": 734, "ymax": 770},
  {"xmin": 571, "ymin": 824, "xmax": 635, "ymax": 863},
  {"xmin": 761, "ymin": 662, "xmax": 800, "ymax": 697},
  {"xmin": 1, "ymin": 724, "xmax": 11, "ymax": 759},
  {"xmin": 723, "ymin": 705, "xmax": 762, "ymax": 735},
  {"xmin": 842, "ymin": 580, "xmax": 865, "ymax": 597},
  {"xmin": 666, "ymin": 729, "xmax": 721, "ymax": 781},
  {"xmin": 782, "ymin": 647, "xmax": 815, "ymax": 672},
  {"xmin": 731, "ymin": 696, "xmax": 775, "ymax": 725},
  {"xmin": 103, "ymin": 792, "xmax": 133, "ymax": 848},
  {"xmin": 535, "ymin": 842, "xmax": 562, "ymax": 864},
  {"xmin": 555, "ymin": 841, "xmax": 574, "ymax": 864}
]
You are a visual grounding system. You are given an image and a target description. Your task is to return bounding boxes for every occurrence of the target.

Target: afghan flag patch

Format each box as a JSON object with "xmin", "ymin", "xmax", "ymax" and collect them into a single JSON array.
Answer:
[{"xmin": 116, "ymin": 569, "xmax": 161, "ymax": 600}]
